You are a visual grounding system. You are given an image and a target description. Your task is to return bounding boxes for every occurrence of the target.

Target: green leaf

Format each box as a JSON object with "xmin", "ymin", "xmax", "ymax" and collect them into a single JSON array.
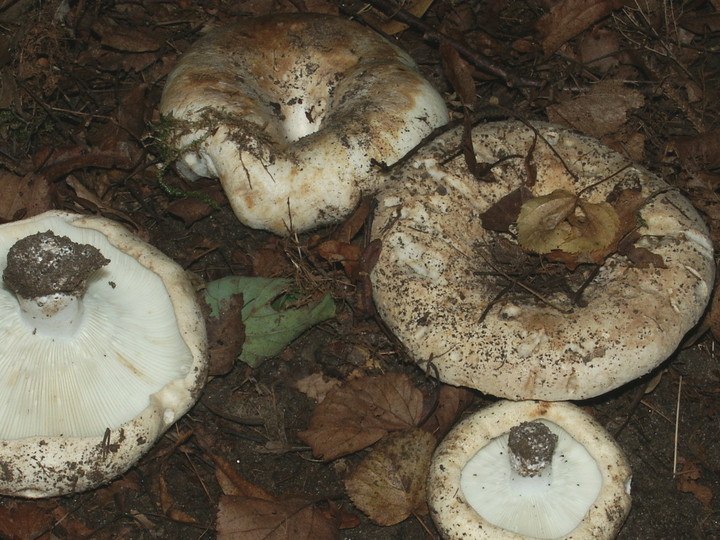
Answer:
[{"xmin": 203, "ymin": 277, "xmax": 335, "ymax": 368}]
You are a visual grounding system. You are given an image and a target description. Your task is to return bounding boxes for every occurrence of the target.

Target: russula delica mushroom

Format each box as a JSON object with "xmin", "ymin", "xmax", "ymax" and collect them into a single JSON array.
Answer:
[
  {"xmin": 159, "ymin": 12, "xmax": 449, "ymax": 235},
  {"xmin": 371, "ymin": 120, "xmax": 715, "ymax": 400},
  {"xmin": 428, "ymin": 400, "xmax": 632, "ymax": 539},
  {"xmin": 0, "ymin": 211, "xmax": 207, "ymax": 497}
]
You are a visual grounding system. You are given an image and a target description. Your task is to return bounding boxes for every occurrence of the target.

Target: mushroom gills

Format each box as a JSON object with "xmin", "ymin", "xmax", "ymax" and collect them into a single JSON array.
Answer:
[{"xmin": 459, "ymin": 419, "xmax": 603, "ymax": 539}]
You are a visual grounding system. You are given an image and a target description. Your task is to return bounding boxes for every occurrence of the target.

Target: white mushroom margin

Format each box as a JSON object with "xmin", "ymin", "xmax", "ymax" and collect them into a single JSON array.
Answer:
[
  {"xmin": 160, "ymin": 13, "xmax": 449, "ymax": 235},
  {"xmin": 428, "ymin": 400, "xmax": 632, "ymax": 539},
  {"xmin": 0, "ymin": 211, "xmax": 207, "ymax": 497},
  {"xmin": 370, "ymin": 121, "xmax": 715, "ymax": 400}
]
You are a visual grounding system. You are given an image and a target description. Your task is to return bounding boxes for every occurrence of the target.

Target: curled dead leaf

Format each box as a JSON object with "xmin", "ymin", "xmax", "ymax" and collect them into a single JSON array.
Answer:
[
  {"xmin": 217, "ymin": 495, "xmax": 340, "ymax": 540},
  {"xmin": 345, "ymin": 428, "xmax": 436, "ymax": 526},
  {"xmin": 517, "ymin": 189, "xmax": 620, "ymax": 255}
]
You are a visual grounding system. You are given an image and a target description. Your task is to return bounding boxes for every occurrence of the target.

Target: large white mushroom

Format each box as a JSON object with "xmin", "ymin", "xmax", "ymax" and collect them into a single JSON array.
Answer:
[
  {"xmin": 428, "ymin": 400, "xmax": 632, "ymax": 539},
  {"xmin": 370, "ymin": 120, "xmax": 714, "ymax": 400},
  {"xmin": 159, "ymin": 12, "xmax": 449, "ymax": 235},
  {"xmin": 0, "ymin": 211, "xmax": 207, "ymax": 497}
]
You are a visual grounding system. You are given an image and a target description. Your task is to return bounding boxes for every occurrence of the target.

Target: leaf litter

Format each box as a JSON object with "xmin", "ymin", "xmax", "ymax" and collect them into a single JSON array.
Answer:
[{"xmin": 1, "ymin": 0, "xmax": 719, "ymax": 538}]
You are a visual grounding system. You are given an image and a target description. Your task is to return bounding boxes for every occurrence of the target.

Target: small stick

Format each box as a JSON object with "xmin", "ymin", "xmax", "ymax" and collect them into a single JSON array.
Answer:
[{"xmin": 672, "ymin": 375, "xmax": 682, "ymax": 476}]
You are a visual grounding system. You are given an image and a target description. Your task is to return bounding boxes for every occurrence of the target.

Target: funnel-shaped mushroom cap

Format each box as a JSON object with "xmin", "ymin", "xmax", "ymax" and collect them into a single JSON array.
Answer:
[
  {"xmin": 0, "ymin": 211, "xmax": 207, "ymax": 497},
  {"xmin": 159, "ymin": 12, "xmax": 449, "ymax": 235},
  {"xmin": 371, "ymin": 121, "xmax": 714, "ymax": 400},
  {"xmin": 428, "ymin": 400, "xmax": 632, "ymax": 539}
]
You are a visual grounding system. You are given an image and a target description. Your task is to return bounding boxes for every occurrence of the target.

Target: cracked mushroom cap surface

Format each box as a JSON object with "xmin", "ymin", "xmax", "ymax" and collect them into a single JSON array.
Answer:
[
  {"xmin": 428, "ymin": 400, "xmax": 632, "ymax": 539},
  {"xmin": 159, "ymin": 12, "xmax": 449, "ymax": 235},
  {"xmin": 370, "ymin": 120, "xmax": 715, "ymax": 400},
  {"xmin": 0, "ymin": 211, "xmax": 207, "ymax": 497}
]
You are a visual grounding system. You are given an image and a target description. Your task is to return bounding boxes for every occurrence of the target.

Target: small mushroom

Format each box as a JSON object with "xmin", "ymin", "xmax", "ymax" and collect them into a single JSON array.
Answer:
[
  {"xmin": 428, "ymin": 400, "xmax": 632, "ymax": 539},
  {"xmin": 370, "ymin": 121, "xmax": 715, "ymax": 400},
  {"xmin": 0, "ymin": 211, "xmax": 207, "ymax": 497},
  {"xmin": 159, "ymin": 12, "xmax": 449, "ymax": 235}
]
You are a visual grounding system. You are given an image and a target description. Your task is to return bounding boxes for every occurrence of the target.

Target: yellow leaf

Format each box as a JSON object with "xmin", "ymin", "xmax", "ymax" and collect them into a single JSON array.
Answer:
[
  {"xmin": 516, "ymin": 189, "xmax": 576, "ymax": 252},
  {"xmin": 560, "ymin": 199, "xmax": 619, "ymax": 253},
  {"xmin": 517, "ymin": 190, "xmax": 620, "ymax": 255}
]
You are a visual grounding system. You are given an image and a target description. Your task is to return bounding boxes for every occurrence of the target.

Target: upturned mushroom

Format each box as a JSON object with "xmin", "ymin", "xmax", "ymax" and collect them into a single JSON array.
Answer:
[
  {"xmin": 159, "ymin": 12, "xmax": 449, "ymax": 235},
  {"xmin": 428, "ymin": 400, "xmax": 632, "ymax": 539},
  {"xmin": 370, "ymin": 120, "xmax": 714, "ymax": 400},
  {"xmin": 0, "ymin": 211, "xmax": 207, "ymax": 497}
]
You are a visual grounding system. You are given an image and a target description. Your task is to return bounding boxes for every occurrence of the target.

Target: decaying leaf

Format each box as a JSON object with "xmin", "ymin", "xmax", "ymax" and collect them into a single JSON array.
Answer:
[
  {"xmin": 419, "ymin": 384, "xmax": 476, "ymax": 440},
  {"xmin": 217, "ymin": 495, "xmax": 340, "ymax": 540},
  {"xmin": 516, "ymin": 189, "xmax": 620, "ymax": 255},
  {"xmin": 537, "ymin": 0, "xmax": 624, "ymax": 56},
  {"xmin": 0, "ymin": 500, "xmax": 55, "ymax": 540},
  {"xmin": 295, "ymin": 372, "xmax": 342, "ymax": 403},
  {"xmin": 0, "ymin": 171, "xmax": 51, "ymax": 222},
  {"xmin": 546, "ymin": 80, "xmax": 644, "ymax": 138},
  {"xmin": 344, "ymin": 428, "xmax": 436, "ymax": 526},
  {"xmin": 298, "ymin": 373, "xmax": 424, "ymax": 461},
  {"xmin": 200, "ymin": 291, "xmax": 246, "ymax": 376},
  {"xmin": 675, "ymin": 459, "xmax": 714, "ymax": 509},
  {"xmin": 203, "ymin": 277, "xmax": 336, "ymax": 368},
  {"xmin": 158, "ymin": 475, "xmax": 198, "ymax": 524},
  {"xmin": 479, "ymin": 187, "xmax": 533, "ymax": 232}
]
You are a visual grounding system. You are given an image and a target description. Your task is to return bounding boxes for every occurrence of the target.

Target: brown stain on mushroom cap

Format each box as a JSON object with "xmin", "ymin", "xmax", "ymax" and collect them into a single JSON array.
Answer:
[
  {"xmin": 371, "ymin": 121, "xmax": 715, "ymax": 401},
  {"xmin": 160, "ymin": 13, "xmax": 449, "ymax": 235}
]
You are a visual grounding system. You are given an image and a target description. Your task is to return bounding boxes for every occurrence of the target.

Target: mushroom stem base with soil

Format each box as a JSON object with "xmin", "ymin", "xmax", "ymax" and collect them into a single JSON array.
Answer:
[
  {"xmin": 0, "ymin": 211, "xmax": 207, "ymax": 498},
  {"xmin": 429, "ymin": 400, "xmax": 632, "ymax": 540}
]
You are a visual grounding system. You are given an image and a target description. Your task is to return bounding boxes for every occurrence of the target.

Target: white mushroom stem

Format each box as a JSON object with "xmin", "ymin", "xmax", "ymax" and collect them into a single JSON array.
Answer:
[
  {"xmin": 15, "ymin": 294, "xmax": 83, "ymax": 338},
  {"xmin": 2, "ymin": 231, "xmax": 109, "ymax": 337},
  {"xmin": 506, "ymin": 421, "xmax": 558, "ymax": 493}
]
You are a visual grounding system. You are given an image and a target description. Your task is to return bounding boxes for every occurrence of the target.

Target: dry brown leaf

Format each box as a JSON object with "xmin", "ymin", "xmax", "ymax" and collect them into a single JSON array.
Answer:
[
  {"xmin": 666, "ymin": 130, "xmax": 720, "ymax": 173},
  {"xmin": 675, "ymin": 459, "xmax": 714, "ymax": 509},
  {"xmin": 440, "ymin": 40, "xmax": 477, "ymax": 109},
  {"xmin": 578, "ymin": 27, "xmax": 621, "ymax": 74},
  {"xmin": 217, "ymin": 495, "xmax": 339, "ymax": 540},
  {"xmin": 546, "ymin": 80, "xmax": 644, "ymax": 138},
  {"xmin": 0, "ymin": 171, "xmax": 51, "ymax": 222},
  {"xmin": 316, "ymin": 239, "xmax": 363, "ymax": 279},
  {"xmin": 479, "ymin": 187, "xmax": 533, "ymax": 232},
  {"xmin": 537, "ymin": 0, "xmax": 624, "ymax": 56},
  {"xmin": 0, "ymin": 499, "xmax": 55, "ymax": 540},
  {"xmin": 200, "ymin": 290, "xmax": 245, "ymax": 376},
  {"xmin": 295, "ymin": 372, "xmax": 342, "ymax": 403},
  {"xmin": 344, "ymin": 428, "xmax": 436, "ymax": 526},
  {"xmin": 210, "ymin": 453, "xmax": 276, "ymax": 500},
  {"xmin": 92, "ymin": 23, "xmax": 164, "ymax": 52},
  {"xmin": 298, "ymin": 373, "xmax": 424, "ymax": 461},
  {"xmin": 158, "ymin": 475, "xmax": 198, "ymax": 524},
  {"xmin": 419, "ymin": 385, "xmax": 475, "ymax": 440},
  {"xmin": 369, "ymin": 0, "xmax": 435, "ymax": 35}
]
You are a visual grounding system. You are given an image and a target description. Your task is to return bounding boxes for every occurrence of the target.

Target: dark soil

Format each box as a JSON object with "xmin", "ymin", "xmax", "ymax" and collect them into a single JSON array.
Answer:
[{"xmin": 1, "ymin": 1, "xmax": 719, "ymax": 539}]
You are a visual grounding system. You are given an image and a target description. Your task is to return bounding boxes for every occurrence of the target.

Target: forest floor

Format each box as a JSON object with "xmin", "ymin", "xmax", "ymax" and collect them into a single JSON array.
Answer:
[{"xmin": 0, "ymin": 0, "xmax": 719, "ymax": 539}]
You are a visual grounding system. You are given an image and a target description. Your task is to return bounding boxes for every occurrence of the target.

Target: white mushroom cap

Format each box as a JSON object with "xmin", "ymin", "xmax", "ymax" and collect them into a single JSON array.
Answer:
[
  {"xmin": 371, "ymin": 121, "xmax": 715, "ymax": 400},
  {"xmin": 428, "ymin": 400, "xmax": 632, "ymax": 539},
  {"xmin": 0, "ymin": 211, "xmax": 207, "ymax": 497},
  {"xmin": 159, "ymin": 12, "xmax": 449, "ymax": 235}
]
